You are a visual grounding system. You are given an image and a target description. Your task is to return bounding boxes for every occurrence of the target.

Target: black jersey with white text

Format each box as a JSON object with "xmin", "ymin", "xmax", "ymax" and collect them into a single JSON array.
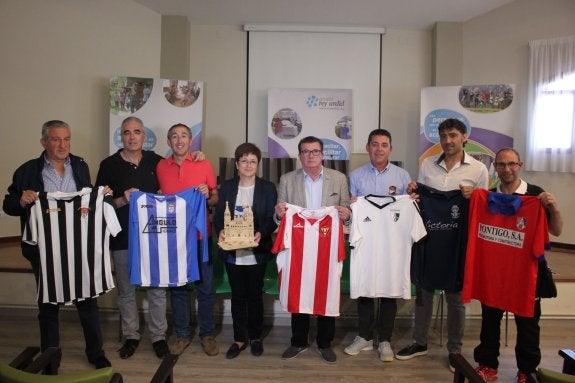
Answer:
[{"xmin": 411, "ymin": 183, "xmax": 469, "ymax": 292}]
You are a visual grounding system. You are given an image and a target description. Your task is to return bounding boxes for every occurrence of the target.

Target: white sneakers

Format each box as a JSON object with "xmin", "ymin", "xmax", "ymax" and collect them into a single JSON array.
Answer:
[
  {"xmin": 378, "ymin": 341, "xmax": 394, "ymax": 362},
  {"xmin": 344, "ymin": 336, "xmax": 373, "ymax": 355}
]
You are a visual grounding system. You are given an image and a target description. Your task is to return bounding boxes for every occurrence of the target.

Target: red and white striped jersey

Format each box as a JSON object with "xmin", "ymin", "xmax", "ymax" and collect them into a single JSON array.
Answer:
[{"xmin": 272, "ymin": 204, "xmax": 345, "ymax": 317}]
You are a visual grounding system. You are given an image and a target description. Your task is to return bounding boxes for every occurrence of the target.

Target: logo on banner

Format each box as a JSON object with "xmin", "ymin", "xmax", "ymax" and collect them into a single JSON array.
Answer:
[
  {"xmin": 305, "ymin": 95, "xmax": 346, "ymax": 111},
  {"xmin": 306, "ymin": 95, "xmax": 319, "ymax": 108}
]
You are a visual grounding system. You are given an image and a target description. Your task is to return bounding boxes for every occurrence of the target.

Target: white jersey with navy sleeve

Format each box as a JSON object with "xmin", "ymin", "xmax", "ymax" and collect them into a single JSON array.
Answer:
[
  {"xmin": 128, "ymin": 187, "xmax": 207, "ymax": 287},
  {"xmin": 23, "ymin": 187, "xmax": 121, "ymax": 304}
]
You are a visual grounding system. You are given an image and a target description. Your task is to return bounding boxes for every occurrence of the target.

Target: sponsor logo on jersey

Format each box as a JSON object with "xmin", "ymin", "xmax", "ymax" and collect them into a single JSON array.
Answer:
[
  {"xmin": 45, "ymin": 208, "xmax": 61, "ymax": 214},
  {"xmin": 425, "ymin": 219, "xmax": 458, "ymax": 231},
  {"xmin": 363, "ymin": 216, "xmax": 371, "ymax": 222},
  {"xmin": 143, "ymin": 215, "xmax": 178, "ymax": 234},
  {"xmin": 293, "ymin": 222, "xmax": 304, "ymax": 229},
  {"xmin": 478, "ymin": 223, "xmax": 525, "ymax": 248},
  {"xmin": 140, "ymin": 204, "xmax": 154, "ymax": 208}
]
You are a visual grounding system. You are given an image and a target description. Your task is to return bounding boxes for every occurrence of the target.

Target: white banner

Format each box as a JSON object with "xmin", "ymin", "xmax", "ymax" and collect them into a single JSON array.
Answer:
[
  {"xmin": 420, "ymin": 84, "xmax": 516, "ymax": 187},
  {"xmin": 268, "ymin": 88, "xmax": 352, "ymax": 159},
  {"xmin": 109, "ymin": 77, "xmax": 204, "ymax": 156}
]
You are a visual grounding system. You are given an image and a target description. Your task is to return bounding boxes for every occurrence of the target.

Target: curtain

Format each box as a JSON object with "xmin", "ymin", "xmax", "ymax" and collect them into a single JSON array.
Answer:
[{"xmin": 526, "ymin": 35, "xmax": 575, "ymax": 172}]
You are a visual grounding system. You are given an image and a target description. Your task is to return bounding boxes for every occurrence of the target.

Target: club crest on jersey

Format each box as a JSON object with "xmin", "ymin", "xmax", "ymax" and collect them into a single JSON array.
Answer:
[
  {"xmin": 320, "ymin": 225, "xmax": 330, "ymax": 236},
  {"xmin": 78, "ymin": 207, "xmax": 91, "ymax": 218},
  {"xmin": 451, "ymin": 205, "xmax": 460, "ymax": 219},
  {"xmin": 168, "ymin": 203, "xmax": 175, "ymax": 214},
  {"xmin": 516, "ymin": 216, "xmax": 527, "ymax": 230}
]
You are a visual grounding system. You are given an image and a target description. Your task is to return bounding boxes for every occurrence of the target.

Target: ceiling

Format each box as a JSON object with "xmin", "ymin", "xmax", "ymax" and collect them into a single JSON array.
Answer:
[{"xmin": 133, "ymin": 0, "xmax": 514, "ymax": 30}]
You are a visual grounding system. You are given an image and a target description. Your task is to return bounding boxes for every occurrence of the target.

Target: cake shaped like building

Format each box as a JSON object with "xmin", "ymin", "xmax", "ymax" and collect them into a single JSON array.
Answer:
[{"xmin": 218, "ymin": 201, "xmax": 259, "ymax": 250}]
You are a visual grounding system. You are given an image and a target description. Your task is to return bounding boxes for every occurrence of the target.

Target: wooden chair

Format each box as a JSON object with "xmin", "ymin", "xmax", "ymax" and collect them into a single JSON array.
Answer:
[
  {"xmin": 528, "ymin": 349, "xmax": 575, "ymax": 383},
  {"xmin": 0, "ymin": 347, "xmax": 179, "ymax": 383}
]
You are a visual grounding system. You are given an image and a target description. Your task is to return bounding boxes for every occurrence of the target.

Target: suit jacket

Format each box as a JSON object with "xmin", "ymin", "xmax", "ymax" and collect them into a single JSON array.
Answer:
[
  {"xmin": 214, "ymin": 176, "xmax": 278, "ymax": 264},
  {"xmin": 277, "ymin": 167, "xmax": 350, "ymax": 209}
]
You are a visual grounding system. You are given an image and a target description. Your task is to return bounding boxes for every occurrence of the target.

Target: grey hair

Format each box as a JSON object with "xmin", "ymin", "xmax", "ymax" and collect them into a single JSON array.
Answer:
[{"xmin": 41, "ymin": 120, "xmax": 70, "ymax": 140}]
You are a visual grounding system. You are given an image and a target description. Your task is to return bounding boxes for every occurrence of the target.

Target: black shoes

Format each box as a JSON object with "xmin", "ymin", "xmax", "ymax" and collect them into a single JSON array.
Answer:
[
  {"xmin": 226, "ymin": 342, "xmax": 247, "ymax": 359},
  {"xmin": 317, "ymin": 347, "xmax": 337, "ymax": 363},
  {"xmin": 250, "ymin": 339, "xmax": 264, "ymax": 357},
  {"xmin": 395, "ymin": 343, "xmax": 428, "ymax": 360},
  {"xmin": 281, "ymin": 345, "xmax": 309, "ymax": 359},
  {"xmin": 152, "ymin": 340, "xmax": 170, "ymax": 359},
  {"xmin": 92, "ymin": 355, "xmax": 112, "ymax": 369},
  {"xmin": 118, "ymin": 339, "xmax": 140, "ymax": 359}
]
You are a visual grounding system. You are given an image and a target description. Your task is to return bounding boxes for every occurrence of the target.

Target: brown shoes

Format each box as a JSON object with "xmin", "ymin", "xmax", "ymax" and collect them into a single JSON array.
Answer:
[
  {"xmin": 201, "ymin": 335, "xmax": 219, "ymax": 356},
  {"xmin": 171, "ymin": 338, "xmax": 191, "ymax": 355}
]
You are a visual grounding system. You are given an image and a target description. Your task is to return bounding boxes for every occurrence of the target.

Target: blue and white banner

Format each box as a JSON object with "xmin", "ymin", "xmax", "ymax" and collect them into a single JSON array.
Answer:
[
  {"xmin": 109, "ymin": 77, "xmax": 204, "ymax": 156},
  {"xmin": 268, "ymin": 88, "xmax": 353, "ymax": 159}
]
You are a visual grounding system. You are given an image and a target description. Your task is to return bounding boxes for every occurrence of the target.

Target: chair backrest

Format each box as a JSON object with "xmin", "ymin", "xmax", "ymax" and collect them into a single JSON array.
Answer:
[
  {"xmin": 537, "ymin": 368, "xmax": 575, "ymax": 383},
  {"xmin": 0, "ymin": 363, "xmax": 115, "ymax": 383},
  {"xmin": 449, "ymin": 353, "xmax": 486, "ymax": 383}
]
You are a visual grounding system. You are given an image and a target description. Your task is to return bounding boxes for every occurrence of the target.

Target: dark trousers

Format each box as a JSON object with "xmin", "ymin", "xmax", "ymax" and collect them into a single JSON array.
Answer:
[
  {"xmin": 28, "ymin": 252, "xmax": 105, "ymax": 363},
  {"xmin": 225, "ymin": 262, "xmax": 267, "ymax": 342},
  {"xmin": 357, "ymin": 297, "xmax": 397, "ymax": 342},
  {"xmin": 291, "ymin": 313, "xmax": 335, "ymax": 349},
  {"xmin": 474, "ymin": 302, "xmax": 541, "ymax": 373}
]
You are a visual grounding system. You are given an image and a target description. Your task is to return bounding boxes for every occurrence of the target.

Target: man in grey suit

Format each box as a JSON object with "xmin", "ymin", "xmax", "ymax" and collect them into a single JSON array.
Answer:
[{"xmin": 274, "ymin": 136, "xmax": 351, "ymax": 364}]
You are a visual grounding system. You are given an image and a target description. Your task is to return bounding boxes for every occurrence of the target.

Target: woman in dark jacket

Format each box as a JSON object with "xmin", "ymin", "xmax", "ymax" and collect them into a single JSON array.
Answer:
[{"xmin": 214, "ymin": 143, "xmax": 278, "ymax": 359}]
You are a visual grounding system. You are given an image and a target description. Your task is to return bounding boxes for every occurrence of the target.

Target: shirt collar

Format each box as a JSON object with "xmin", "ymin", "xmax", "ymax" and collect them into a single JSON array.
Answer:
[
  {"xmin": 436, "ymin": 151, "xmax": 469, "ymax": 166},
  {"xmin": 369, "ymin": 161, "xmax": 390, "ymax": 174},
  {"xmin": 303, "ymin": 167, "xmax": 324, "ymax": 181},
  {"xmin": 496, "ymin": 179, "xmax": 528, "ymax": 195},
  {"xmin": 43, "ymin": 154, "xmax": 71, "ymax": 168},
  {"xmin": 166, "ymin": 152, "xmax": 193, "ymax": 165},
  {"xmin": 487, "ymin": 191, "xmax": 523, "ymax": 216}
]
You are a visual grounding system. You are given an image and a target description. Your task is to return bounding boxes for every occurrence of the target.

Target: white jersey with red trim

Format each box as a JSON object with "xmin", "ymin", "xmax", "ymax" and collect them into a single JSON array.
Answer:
[
  {"xmin": 272, "ymin": 204, "xmax": 345, "ymax": 317},
  {"xmin": 349, "ymin": 195, "xmax": 427, "ymax": 299}
]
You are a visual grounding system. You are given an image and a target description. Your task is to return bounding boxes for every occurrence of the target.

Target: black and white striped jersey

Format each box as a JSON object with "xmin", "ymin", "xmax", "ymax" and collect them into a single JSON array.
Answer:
[{"xmin": 23, "ymin": 187, "xmax": 121, "ymax": 304}]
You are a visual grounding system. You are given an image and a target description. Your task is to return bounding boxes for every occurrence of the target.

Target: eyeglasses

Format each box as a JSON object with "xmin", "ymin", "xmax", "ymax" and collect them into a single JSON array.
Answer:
[
  {"xmin": 494, "ymin": 161, "xmax": 521, "ymax": 169},
  {"xmin": 300, "ymin": 149, "xmax": 322, "ymax": 156},
  {"xmin": 238, "ymin": 159, "xmax": 258, "ymax": 166}
]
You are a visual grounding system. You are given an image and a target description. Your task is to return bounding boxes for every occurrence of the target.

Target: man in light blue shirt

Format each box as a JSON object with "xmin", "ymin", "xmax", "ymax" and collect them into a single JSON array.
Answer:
[{"xmin": 345, "ymin": 128, "xmax": 412, "ymax": 362}]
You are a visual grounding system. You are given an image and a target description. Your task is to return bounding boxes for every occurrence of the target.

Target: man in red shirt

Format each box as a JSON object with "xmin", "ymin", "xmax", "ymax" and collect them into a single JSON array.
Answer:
[
  {"xmin": 472, "ymin": 148, "xmax": 563, "ymax": 383},
  {"xmin": 156, "ymin": 123, "xmax": 219, "ymax": 356}
]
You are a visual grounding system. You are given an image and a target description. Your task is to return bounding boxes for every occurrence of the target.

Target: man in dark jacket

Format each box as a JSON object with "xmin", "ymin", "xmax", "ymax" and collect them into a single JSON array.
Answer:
[{"xmin": 2, "ymin": 120, "xmax": 111, "ymax": 371}]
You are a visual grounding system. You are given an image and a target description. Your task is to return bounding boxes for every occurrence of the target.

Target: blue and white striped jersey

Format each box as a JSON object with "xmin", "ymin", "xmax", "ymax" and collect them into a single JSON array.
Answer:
[{"xmin": 128, "ymin": 187, "xmax": 207, "ymax": 287}]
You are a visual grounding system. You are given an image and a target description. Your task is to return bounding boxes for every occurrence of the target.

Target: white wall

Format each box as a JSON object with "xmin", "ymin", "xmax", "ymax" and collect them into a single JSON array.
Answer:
[
  {"xmin": 188, "ymin": 25, "xmax": 247, "ymax": 168},
  {"xmin": 185, "ymin": 25, "xmax": 432, "ymax": 185},
  {"xmin": 0, "ymin": 0, "xmax": 162, "ymax": 236},
  {"xmin": 462, "ymin": 0, "xmax": 575, "ymax": 244}
]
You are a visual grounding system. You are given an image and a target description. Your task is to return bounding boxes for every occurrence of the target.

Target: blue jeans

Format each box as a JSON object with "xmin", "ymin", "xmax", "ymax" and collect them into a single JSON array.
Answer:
[{"xmin": 171, "ymin": 260, "xmax": 214, "ymax": 339}]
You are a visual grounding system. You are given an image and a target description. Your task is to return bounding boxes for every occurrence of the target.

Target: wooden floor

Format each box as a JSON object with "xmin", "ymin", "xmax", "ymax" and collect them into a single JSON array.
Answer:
[{"xmin": 0, "ymin": 309, "xmax": 573, "ymax": 383}]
